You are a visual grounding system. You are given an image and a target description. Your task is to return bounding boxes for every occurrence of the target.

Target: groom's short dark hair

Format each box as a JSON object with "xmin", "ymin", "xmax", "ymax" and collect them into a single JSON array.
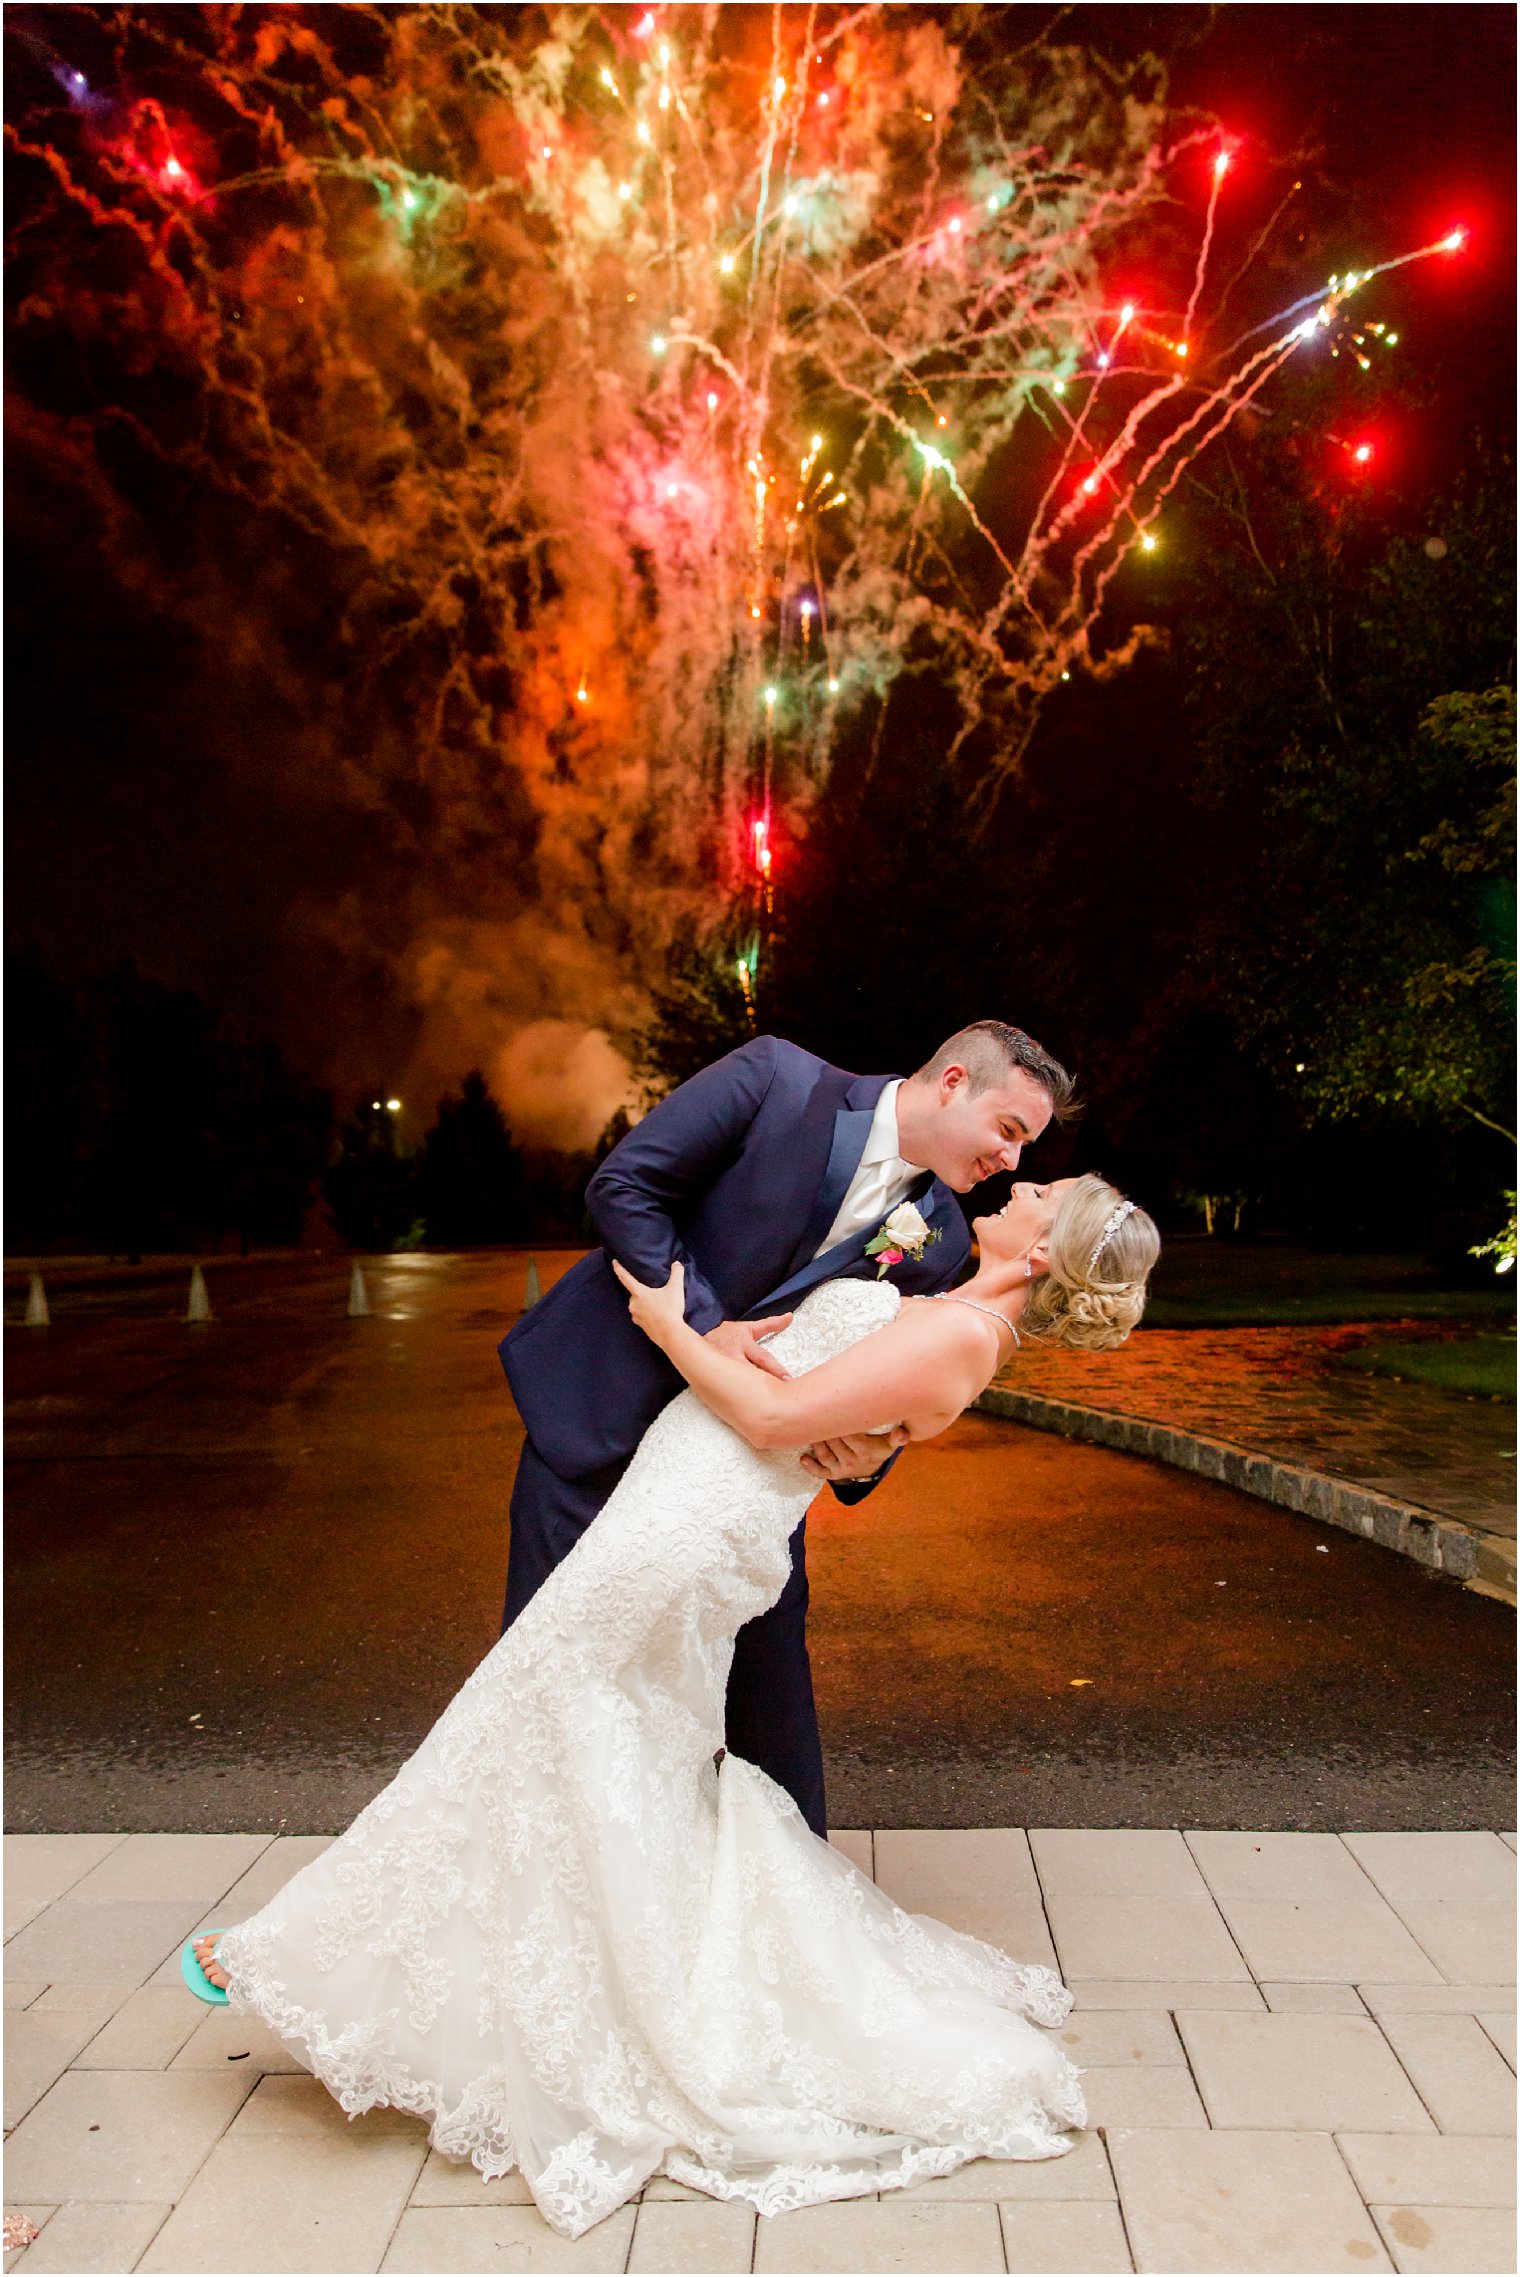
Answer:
[{"xmin": 915, "ymin": 1021, "xmax": 1077, "ymax": 1123}]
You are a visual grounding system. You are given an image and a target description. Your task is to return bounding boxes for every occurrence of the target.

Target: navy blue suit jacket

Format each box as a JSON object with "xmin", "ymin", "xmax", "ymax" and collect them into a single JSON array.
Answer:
[{"xmin": 500, "ymin": 1036, "xmax": 971, "ymax": 1481}]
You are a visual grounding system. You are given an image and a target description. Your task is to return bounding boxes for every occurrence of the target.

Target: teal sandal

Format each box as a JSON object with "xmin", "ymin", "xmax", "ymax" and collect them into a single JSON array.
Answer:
[{"xmin": 181, "ymin": 1932, "xmax": 230, "ymax": 2005}]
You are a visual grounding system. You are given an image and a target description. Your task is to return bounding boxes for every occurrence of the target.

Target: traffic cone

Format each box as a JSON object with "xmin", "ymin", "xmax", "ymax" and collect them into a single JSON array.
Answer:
[
  {"xmin": 186, "ymin": 1265, "xmax": 213, "ymax": 1323},
  {"xmin": 24, "ymin": 1273, "xmax": 49, "ymax": 1328},
  {"xmin": 348, "ymin": 1263, "xmax": 370, "ymax": 1318},
  {"xmin": 524, "ymin": 1256, "xmax": 541, "ymax": 1309}
]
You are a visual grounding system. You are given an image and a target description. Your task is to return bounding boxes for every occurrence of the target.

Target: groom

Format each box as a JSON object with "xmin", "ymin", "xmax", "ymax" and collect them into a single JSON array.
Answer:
[{"xmin": 499, "ymin": 1019, "xmax": 1073, "ymax": 1837}]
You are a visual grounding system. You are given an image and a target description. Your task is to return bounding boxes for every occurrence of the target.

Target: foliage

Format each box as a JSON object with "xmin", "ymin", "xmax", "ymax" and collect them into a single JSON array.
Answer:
[
  {"xmin": 6, "ymin": 948, "xmax": 332, "ymax": 1256},
  {"xmin": 321, "ymin": 1101, "xmax": 420, "ymax": 1253},
  {"xmin": 1470, "ymin": 1192, "xmax": 1517, "ymax": 1277},
  {"xmin": 630, "ymin": 930, "xmax": 753, "ymax": 1102},
  {"xmin": 418, "ymin": 1070, "xmax": 527, "ymax": 1245},
  {"xmin": 1175, "ymin": 450, "xmax": 1515, "ymax": 1136}
]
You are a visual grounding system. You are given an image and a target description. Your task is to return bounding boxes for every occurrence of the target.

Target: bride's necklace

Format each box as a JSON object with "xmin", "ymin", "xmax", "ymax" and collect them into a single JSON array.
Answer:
[{"xmin": 928, "ymin": 1292, "xmax": 1020, "ymax": 1343}]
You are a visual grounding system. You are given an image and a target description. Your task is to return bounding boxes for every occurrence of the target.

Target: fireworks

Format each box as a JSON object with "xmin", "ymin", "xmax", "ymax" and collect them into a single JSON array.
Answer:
[{"xmin": 5, "ymin": 5, "xmax": 1470, "ymax": 1042}]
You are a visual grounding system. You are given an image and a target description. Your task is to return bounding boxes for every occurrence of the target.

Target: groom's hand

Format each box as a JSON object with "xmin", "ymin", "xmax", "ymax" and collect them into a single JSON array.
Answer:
[
  {"xmin": 704, "ymin": 1317, "xmax": 794, "ymax": 1381},
  {"xmin": 801, "ymin": 1427, "xmax": 908, "ymax": 1483}
]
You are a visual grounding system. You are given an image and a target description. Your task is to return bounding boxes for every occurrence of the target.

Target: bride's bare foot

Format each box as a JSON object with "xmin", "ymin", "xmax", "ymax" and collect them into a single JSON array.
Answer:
[{"xmin": 194, "ymin": 1934, "xmax": 231, "ymax": 1990}]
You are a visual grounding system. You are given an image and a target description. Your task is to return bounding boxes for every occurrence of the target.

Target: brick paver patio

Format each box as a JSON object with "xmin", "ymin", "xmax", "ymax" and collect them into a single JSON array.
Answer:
[
  {"xmin": 4, "ymin": 1830, "xmax": 1514, "ymax": 2273},
  {"xmin": 982, "ymin": 1326, "xmax": 1516, "ymax": 1603}
]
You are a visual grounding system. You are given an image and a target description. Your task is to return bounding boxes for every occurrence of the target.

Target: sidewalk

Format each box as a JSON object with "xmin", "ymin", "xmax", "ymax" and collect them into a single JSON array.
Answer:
[
  {"xmin": 980, "ymin": 1326, "xmax": 1516, "ymax": 1605},
  {"xmin": 5, "ymin": 1830, "xmax": 1514, "ymax": 2274}
]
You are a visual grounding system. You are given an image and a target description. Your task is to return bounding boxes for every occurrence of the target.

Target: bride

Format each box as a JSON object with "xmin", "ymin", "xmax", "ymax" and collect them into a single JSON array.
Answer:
[{"xmin": 192, "ymin": 1171, "xmax": 1158, "ymax": 2239}]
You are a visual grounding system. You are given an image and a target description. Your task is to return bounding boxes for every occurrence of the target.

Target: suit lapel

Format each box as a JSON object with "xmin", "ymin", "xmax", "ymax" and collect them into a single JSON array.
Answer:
[
  {"xmin": 782, "ymin": 1105, "xmax": 876, "ymax": 1279},
  {"xmin": 753, "ymin": 1165, "xmax": 943, "ymax": 1316}
]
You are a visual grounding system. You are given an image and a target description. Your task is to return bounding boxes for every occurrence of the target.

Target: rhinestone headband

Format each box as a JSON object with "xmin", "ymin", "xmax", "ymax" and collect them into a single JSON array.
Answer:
[{"xmin": 1087, "ymin": 1199, "xmax": 1137, "ymax": 1276}]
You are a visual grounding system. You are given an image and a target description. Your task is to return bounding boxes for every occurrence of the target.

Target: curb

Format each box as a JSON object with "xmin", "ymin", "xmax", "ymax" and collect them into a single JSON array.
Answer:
[{"xmin": 974, "ymin": 1385, "xmax": 1517, "ymax": 1607}]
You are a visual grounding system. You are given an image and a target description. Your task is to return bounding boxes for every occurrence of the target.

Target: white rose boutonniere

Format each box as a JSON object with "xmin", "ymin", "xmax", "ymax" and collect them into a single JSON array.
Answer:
[{"xmin": 864, "ymin": 1200, "xmax": 941, "ymax": 1279}]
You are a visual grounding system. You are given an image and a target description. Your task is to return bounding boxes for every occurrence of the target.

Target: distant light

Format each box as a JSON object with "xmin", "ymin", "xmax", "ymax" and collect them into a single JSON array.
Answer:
[
  {"xmin": 665, "ymin": 482, "xmax": 678, "ymax": 497},
  {"xmin": 71, "ymin": 70, "xmax": 86, "ymax": 89},
  {"xmin": 937, "ymin": 413, "xmax": 948, "ymax": 426},
  {"xmin": 658, "ymin": 86, "xmax": 670, "ymax": 109},
  {"xmin": 919, "ymin": 444, "xmax": 948, "ymax": 470},
  {"xmin": 401, "ymin": 188, "xmax": 418, "ymax": 210},
  {"xmin": 1139, "ymin": 531, "xmax": 1157, "ymax": 552},
  {"xmin": 651, "ymin": 334, "xmax": 667, "ymax": 354},
  {"xmin": 783, "ymin": 195, "xmax": 797, "ymax": 215},
  {"xmin": 1294, "ymin": 1063, "xmax": 1305, "ymax": 1074},
  {"xmin": 1052, "ymin": 379, "xmax": 1066, "ymax": 395},
  {"xmin": 636, "ymin": 120, "xmax": 651, "ymax": 145},
  {"xmin": 1214, "ymin": 149, "xmax": 1232, "ymax": 178},
  {"xmin": 1424, "ymin": 535, "xmax": 1448, "ymax": 559},
  {"xmin": 617, "ymin": 182, "xmax": 633, "ymax": 202},
  {"xmin": 763, "ymin": 685, "xmax": 777, "ymax": 706},
  {"xmin": 1352, "ymin": 442, "xmax": 1373, "ymax": 464},
  {"xmin": 773, "ymin": 75, "xmax": 786, "ymax": 99},
  {"xmin": 828, "ymin": 677, "xmax": 840, "ymax": 692},
  {"xmin": 810, "ymin": 434, "xmax": 822, "ymax": 452},
  {"xmin": 1096, "ymin": 351, "xmax": 1110, "ymax": 368},
  {"xmin": 1080, "ymin": 474, "xmax": 1099, "ymax": 494},
  {"xmin": 719, "ymin": 252, "xmax": 736, "ymax": 274},
  {"xmin": 817, "ymin": 91, "xmax": 830, "ymax": 107},
  {"xmin": 634, "ymin": 11, "xmax": 654, "ymax": 32},
  {"xmin": 600, "ymin": 68, "xmax": 617, "ymax": 91},
  {"xmin": 1441, "ymin": 227, "xmax": 1467, "ymax": 252},
  {"xmin": 1175, "ymin": 340, "xmax": 1189, "ymax": 357},
  {"xmin": 658, "ymin": 39, "xmax": 670, "ymax": 66},
  {"xmin": 372, "ymin": 1100, "xmax": 383, "ymax": 1110},
  {"xmin": 386, "ymin": 1099, "xmax": 402, "ymax": 1113},
  {"xmin": 706, "ymin": 390, "xmax": 719, "ymax": 410},
  {"xmin": 750, "ymin": 605, "xmax": 761, "ymax": 618},
  {"xmin": 164, "ymin": 156, "xmax": 183, "ymax": 178},
  {"xmin": 1060, "ymin": 670, "xmax": 1071, "ymax": 681},
  {"xmin": 800, "ymin": 598, "xmax": 814, "ymax": 619},
  {"xmin": 1385, "ymin": 332, "xmax": 1399, "ymax": 345},
  {"xmin": 576, "ymin": 683, "xmax": 589, "ymax": 702},
  {"xmin": 1120, "ymin": 302, "xmax": 1135, "ymax": 324},
  {"xmin": 947, "ymin": 216, "xmax": 962, "ymax": 234}
]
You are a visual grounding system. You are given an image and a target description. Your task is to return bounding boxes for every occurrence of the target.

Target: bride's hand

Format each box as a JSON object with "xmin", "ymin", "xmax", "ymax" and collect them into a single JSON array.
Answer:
[{"xmin": 612, "ymin": 1256, "xmax": 687, "ymax": 1343}]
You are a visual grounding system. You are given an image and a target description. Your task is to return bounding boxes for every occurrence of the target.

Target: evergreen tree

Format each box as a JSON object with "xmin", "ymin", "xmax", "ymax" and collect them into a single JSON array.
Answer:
[{"xmin": 418, "ymin": 1071, "xmax": 525, "ymax": 1246}]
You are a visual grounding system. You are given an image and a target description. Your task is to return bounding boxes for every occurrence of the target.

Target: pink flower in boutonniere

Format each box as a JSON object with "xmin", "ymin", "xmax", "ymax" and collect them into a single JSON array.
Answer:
[{"xmin": 864, "ymin": 1201, "xmax": 941, "ymax": 1279}]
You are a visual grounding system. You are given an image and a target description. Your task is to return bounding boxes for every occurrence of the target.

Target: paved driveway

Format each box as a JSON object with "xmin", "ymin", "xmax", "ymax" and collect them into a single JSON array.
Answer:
[{"xmin": 5, "ymin": 1252, "xmax": 1513, "ymax": 1833}]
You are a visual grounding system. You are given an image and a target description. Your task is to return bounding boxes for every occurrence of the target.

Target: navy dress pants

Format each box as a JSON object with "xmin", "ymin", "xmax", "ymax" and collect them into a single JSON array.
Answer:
[{"xmin": 501, "ymin": 1436, "xmax": 829, "ymax": 1839}]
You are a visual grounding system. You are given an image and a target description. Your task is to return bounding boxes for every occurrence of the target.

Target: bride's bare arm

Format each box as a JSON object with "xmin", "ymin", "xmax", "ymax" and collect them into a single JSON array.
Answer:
[{"xmin": 613, "ymin": 1261, "xmax": 997, "ymax": 1449}]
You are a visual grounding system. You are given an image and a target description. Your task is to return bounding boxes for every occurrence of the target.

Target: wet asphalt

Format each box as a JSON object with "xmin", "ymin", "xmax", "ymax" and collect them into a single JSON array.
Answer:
[{"xmin": 5, "ymin": 1250, "xmax": 1513, "ymax": 1835}]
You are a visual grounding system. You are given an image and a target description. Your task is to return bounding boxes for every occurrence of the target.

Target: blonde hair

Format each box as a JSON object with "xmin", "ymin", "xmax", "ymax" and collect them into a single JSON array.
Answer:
[{"xmin": 1020, "ymin": 1172, "xmax": 1159, "ymax": 1352}]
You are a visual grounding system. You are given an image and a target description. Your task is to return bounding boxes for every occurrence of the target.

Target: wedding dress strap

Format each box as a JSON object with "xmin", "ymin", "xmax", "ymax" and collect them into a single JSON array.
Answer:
[{"xmin": 930, "ymin": 1293, "xmax": 1020, "ymax": 1345}]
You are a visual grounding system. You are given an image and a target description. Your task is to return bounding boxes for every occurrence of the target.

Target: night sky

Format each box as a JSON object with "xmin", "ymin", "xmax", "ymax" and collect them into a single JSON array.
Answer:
[{"xmin": 6, "ymin": 4, "xmax": 1514, "ymax": 1150}]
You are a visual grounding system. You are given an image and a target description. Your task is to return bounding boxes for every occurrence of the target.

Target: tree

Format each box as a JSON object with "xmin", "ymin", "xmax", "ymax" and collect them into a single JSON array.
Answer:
[
  {"xmin": 418, "ymin": 1072, "xmax": 526, "ymax": 1245},
  {"xmin": 322, "ymin": 1101, "xmax": 421, "ymax": 1253},
  {"xmin": 5, "ymin": 950, "xmax": 333, "ymax": 1255},
  {"xmin": 1175, "ymin": 451, "xmax": 1515, "ymax": 1123}
]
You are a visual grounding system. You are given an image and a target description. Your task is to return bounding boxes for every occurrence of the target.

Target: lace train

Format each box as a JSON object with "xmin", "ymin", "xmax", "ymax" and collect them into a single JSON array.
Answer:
[{"xmin": 214, "ymin": 1280, "xmax": 1085, "ymax": 2238}]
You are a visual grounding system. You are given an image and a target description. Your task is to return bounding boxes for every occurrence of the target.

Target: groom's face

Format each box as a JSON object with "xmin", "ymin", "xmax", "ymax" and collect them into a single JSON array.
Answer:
[{"xmin": 918, "ymin": 1064, "xmax": 1053, "ymax": 1192}]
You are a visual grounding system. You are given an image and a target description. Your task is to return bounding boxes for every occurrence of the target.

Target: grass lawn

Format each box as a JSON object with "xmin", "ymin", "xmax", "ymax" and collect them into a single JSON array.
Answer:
[
  {"xmin": 1145, "ymin": 1239, "xmax": 1518, "ymax": 1330},
  {"xmin": 1333, "ymin": 1335, "xmax": 1517, "ymax": 1402}
]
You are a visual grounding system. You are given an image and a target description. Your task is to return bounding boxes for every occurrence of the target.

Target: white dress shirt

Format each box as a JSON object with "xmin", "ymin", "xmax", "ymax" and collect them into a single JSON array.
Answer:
[{"xmin": 813, "ymin": 1079, "xmax": 923, "ymax": 1257}]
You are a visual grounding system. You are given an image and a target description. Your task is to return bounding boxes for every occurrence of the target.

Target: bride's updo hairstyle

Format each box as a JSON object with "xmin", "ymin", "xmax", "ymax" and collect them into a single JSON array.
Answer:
[{"xmin": 1020, "ymin": 1173, "xmax": 1160, "ymax": 1352}]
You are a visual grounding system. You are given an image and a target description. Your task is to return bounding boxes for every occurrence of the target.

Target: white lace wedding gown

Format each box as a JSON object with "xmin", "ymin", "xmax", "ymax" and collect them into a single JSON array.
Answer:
[{"xmin": 215, "ymin": 1279, "xmax": 1085, "ymax": 2238}]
